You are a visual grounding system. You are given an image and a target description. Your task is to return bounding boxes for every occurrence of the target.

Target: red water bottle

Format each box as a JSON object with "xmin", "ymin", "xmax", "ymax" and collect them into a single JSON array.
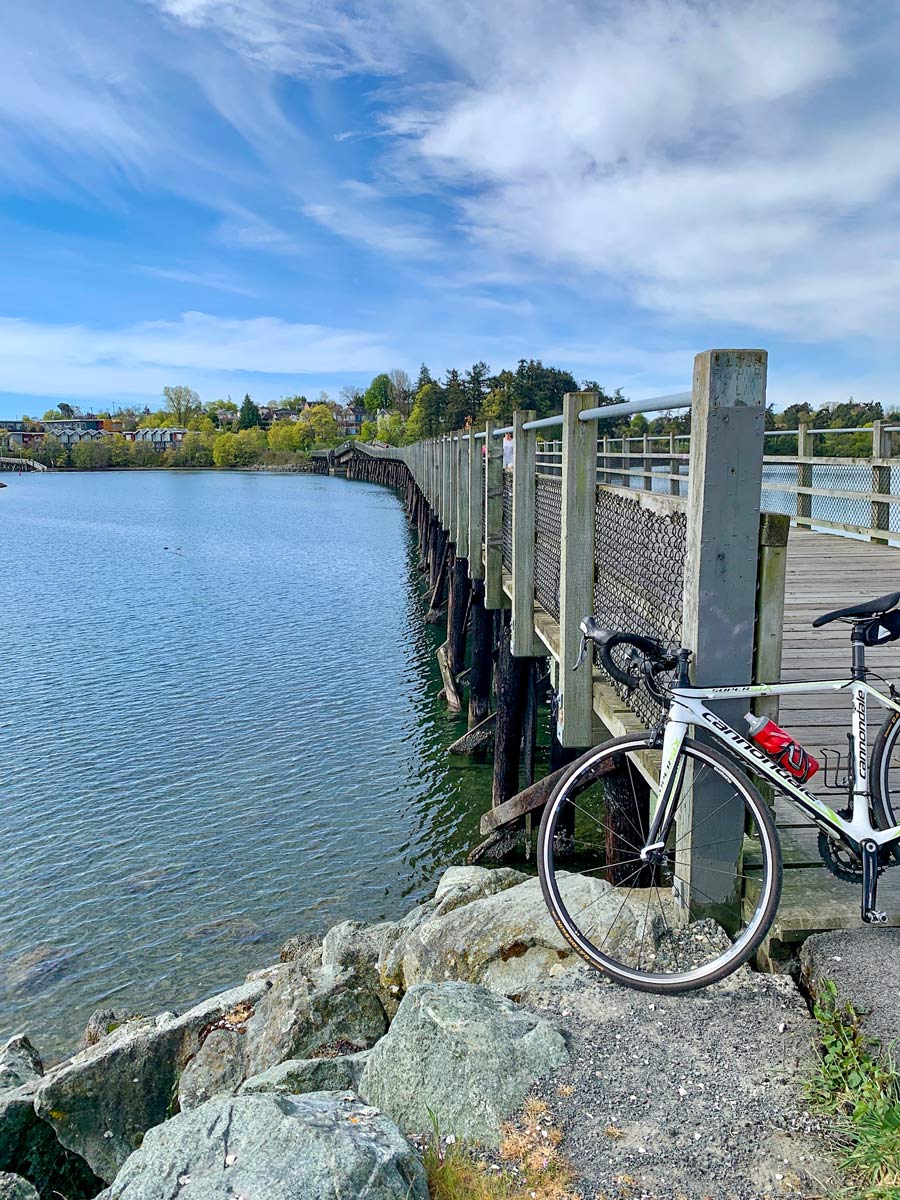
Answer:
[{"xmin": 745, "ymin": 712, "xmax": 819, "ymax": 782}]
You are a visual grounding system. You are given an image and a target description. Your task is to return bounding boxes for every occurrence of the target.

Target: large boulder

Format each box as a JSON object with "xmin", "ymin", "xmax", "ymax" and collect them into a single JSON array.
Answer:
[
  {"xmin": 0, "ymin": 1174, "xmax": 39, "ymax": 1200},
  {"xmin": 800, "ymin": 928, "xmax": 900, "ymax": 1052},
  {"xmin": 34, "ymin": 978, "xmax": 269, "ymax": 1183},
  {"xmin": 377, "ymin": 866, "xmax": 529, "ymax": 997},
  {"xmin": 105, "ymin": 1092, "xmax": 429, "ymax": 1199},
  {"xmin": 382, "ymin": 872, "xmax": 658, "ymax": 999},
  {"xmin": 176, "ymin": 1030, "xmax": 245, "ymax": 1111},
  {"xmin": 0, "ymin": 1038, "xmax": 42, "ymax": 1091},
  {"xmin": 239, "ymin": 1049, "xmax": 370, "ymax": 1096},
  {"xmin": 358, "ymin": 981, "xmax": 569, "ymax": 1146},
  {"xmin": 241, "ymin": 964, "xmax": 388, "ymax": 1079},
  {"xmin": 0, "ymin": 1082, "xmax": 101, "ymax": 1199}
]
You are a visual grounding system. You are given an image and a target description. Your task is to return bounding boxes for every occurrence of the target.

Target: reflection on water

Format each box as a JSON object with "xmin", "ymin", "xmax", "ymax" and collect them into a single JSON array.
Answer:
[{"xmin": 0, "ymin": 470, "xmax": 491, "ymax": 1057}]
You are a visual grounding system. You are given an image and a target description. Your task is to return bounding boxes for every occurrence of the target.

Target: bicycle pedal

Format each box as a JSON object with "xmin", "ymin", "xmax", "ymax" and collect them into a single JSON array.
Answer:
[{"xmin": 863, "ymin": 908, "xmax": 888, "ymax": 924}]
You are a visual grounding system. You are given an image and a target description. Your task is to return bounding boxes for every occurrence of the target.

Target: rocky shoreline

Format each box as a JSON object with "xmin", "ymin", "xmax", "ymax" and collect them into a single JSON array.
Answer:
[{"xmin": 0, "ymin": 864, "xmax": 868, "ymax": 1199}]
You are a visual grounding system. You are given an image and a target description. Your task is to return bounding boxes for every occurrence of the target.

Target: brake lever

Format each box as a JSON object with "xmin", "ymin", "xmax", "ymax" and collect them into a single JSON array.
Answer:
[{"xmin": 573, "ymin": 633, "xmax": 589, "ymax": 671}]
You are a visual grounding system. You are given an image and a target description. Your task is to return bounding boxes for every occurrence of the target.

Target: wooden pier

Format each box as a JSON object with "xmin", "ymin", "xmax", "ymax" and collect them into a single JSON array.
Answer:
[{"xmin": 327, "ymin": 348, "xmax": 900, "ymax": 958}]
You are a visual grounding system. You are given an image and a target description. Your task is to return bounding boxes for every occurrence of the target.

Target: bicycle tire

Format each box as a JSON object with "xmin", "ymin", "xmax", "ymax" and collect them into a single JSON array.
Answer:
[
  {"xmin": 537, "ymin": 733, "xmax": 782, "ymax": 993},
  {"xmin": 869, "ymin": 710, "xmax": 900, "ymax": 860}
]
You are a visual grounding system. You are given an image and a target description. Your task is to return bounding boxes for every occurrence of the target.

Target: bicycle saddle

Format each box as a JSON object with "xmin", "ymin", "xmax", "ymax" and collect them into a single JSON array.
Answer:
[{"xmin": 812, "ymin": 590, "xmax": 900, "ymax": 627}]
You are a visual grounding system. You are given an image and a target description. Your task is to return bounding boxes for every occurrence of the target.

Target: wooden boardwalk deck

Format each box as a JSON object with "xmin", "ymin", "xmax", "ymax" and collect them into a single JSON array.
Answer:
[{"xmin": 766, "ymin": 527, "xmax": 900, "ymax": 958}]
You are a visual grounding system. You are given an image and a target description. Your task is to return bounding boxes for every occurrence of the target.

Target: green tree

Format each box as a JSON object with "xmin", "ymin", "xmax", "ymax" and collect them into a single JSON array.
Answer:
[
  {"xmin": 71, "ymin": 440, "xmax": 112, "ymax": 470},
  {"xmin": 377, "ymin": 411, "xmax": 406, "ymax": 446},
  {"xmin": 237, "ymin": 394, "xmax": 262, "ymax": 429},
  {"xmin": 213, "ymin": 432, "xmax": 239, "ymax": 467},
  {"xmin": 299, "ymin": 404, "xmax": 341, "ymax": 446},
  {"xmin": 233, "ymin": 426, "xmax": 267, "ymax": 463},
  {"xmin": 58, "ymin": 402, "xmax": 75, "ymax": 418},
  {"xmin": 42, "ymin": 408, "xmax": 63, "ymax": 420},
  {"xmin": 359, "ymin": 419, "xmax": 377, "ymax": 442},
  {"xmin": 364, "ymin": 373, "xmax": 392, "ymax": 414},
  {"xmin": 406, "ymin": 381, "xmax": 445, "ymax": 439},
  {"xmin": 163, "ymin": 385, "xmax": 202, "ymax": 426}
]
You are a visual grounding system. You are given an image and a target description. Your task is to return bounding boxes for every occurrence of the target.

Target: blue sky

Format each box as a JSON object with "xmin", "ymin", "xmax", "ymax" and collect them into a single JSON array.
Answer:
[{"xmin": 2, "ymin": 0, "xmax": 899, "ymax": 416}]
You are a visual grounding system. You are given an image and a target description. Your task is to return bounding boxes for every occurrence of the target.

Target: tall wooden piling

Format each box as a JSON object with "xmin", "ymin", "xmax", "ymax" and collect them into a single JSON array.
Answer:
[
  {"xmin": 492, "ymin": 611, "xmax": 529, "ymax": 807},
  {"xmin": 468, "ymin": 580, "xmax": 492, "ymax": 728}
]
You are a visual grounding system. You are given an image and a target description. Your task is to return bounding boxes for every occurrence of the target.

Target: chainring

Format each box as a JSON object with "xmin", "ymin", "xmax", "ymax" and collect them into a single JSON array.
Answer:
[{"xmin": 817, "ymin": 808, "xmax": 895, "ymax": 882}]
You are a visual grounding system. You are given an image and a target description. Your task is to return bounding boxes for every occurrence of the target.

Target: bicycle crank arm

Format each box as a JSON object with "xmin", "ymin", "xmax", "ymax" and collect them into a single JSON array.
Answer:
[{"xmin": 861, "ymin": 840, "xmax": 888, "ymax": 924}]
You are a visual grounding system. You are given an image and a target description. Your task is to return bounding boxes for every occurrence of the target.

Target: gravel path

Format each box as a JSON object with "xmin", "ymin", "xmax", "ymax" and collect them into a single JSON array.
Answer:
[{"xmin": 523, "ymin": 966, "xmax": 837, "ymax": 1200}]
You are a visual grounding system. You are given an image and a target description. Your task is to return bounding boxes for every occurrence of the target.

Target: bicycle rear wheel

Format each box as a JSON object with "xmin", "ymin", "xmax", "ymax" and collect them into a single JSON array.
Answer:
[{"xmin": 537, "ymin": 733, "xmax": 782, "ymax": 993}]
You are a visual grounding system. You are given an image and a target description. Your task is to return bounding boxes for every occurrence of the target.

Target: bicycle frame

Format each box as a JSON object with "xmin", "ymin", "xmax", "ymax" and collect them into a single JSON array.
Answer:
[{"xmin": 650, "ymin": 677, "xmax": 900, "ymax": 851}]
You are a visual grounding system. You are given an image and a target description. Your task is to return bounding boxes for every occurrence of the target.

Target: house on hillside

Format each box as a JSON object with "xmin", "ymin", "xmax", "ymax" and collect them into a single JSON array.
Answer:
[{"xmin": 125, "ymin": 428, "xmax": 188, "ymax": 451}]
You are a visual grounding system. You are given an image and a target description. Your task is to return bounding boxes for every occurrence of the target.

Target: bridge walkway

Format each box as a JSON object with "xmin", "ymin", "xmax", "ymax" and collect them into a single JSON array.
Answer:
[{"xmin": 761, "ymin": 527, "xmax": 900, "ymax": 957}]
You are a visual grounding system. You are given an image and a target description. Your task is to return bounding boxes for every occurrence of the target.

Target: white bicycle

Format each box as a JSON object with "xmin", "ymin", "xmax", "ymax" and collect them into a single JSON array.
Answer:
[{"xmin": 538, "ymin": 591, "xmax": 900, "ymax": 993}]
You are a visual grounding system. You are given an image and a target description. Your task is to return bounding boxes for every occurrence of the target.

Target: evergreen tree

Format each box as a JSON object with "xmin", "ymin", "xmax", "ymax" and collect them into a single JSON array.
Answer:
[{"xmin": 237, "ymin": 393, "xmax": 262, "ymax": 429}]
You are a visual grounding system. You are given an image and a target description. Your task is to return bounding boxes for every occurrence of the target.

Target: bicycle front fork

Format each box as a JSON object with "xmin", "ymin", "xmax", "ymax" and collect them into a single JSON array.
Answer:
[{"xmin": 862, "ymin": 840, "xmax": 888, "ymax": 924}]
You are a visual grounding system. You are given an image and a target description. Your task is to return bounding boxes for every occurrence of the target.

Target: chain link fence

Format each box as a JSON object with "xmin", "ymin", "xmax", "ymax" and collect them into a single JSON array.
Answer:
[
  {"xmin": 534, "ymin": 474, "xmax": 562, "ymax": 620},
  {"xmin": 501, "ymin": 473, "xmax": 513, "ymax": 572},
  {"xmin": 593, "ymin": 487, "xmax": 688, "ymax": 724}
]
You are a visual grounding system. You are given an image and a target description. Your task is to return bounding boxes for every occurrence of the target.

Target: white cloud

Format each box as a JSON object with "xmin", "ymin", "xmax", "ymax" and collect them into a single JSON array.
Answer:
[{"xmin": 0, "ymin": 312, "xmax": 391, "ymax": 400}]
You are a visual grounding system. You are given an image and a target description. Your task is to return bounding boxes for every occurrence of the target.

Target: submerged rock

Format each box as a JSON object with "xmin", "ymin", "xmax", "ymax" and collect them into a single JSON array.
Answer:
[
  {"xmin": 358, "ymin": 980, "xmax": 569, "ymax": 1146},
  {"xmin": 185, "ymin": 916, "xmax": 271, "ymax": 945},
  {"xmin": 105, "ymin": 1092, "xmax": 429, "ymax": 1199},
  {"xmin": 34, "ymin": 978, "xmax": 269, "ymax": 1183},
  {"xmin": 4, "ymin": 947, "xmax": 76, "ymax": 998},
  {"xmin": 0, "ymin": 1037, "xmax": 42, "ymax": 1090}
]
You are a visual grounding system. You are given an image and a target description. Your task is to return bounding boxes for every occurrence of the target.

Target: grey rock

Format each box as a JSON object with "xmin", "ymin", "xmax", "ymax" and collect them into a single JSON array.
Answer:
[
  {"xmin": 105, "ymin": 1092, "xmax": 428, "ymax": 1199},
  {"xmin": 801, "ymin": 928, "xmax": 900, "ymax": 1053},
  {"xmin": 239, "ymin": 1049, "xmax": 371, "ymax": 1095},
  {"xmin": 0, "ymin": 1037, "xmax": 42, "ymax": 1090},
  {"xmin": 278, "ymin": 931, "xmax": 322, "ymax": 971},
  {"xmin": 432, "ymin": 865, "xmax": 530, "ymax": 913},
  {"xmin": 358, "ymin": 981, "xmax": 569, "ymax": 1146},
  {"xmin": 0, "ymin": 1173, "xmax": 39, "ymax": 1200},
  {"xmin": 0, "ymin": 1081, "xmax": 102, "ymax": 1199},
  {"xmin": 386, "ymin": 872, "xmax": 659, "ymax": 999},
  {"xmin": 242, "ymin": 965, "xmax": 387, "ymax": 1079},
  {"xmin": 322, "ymin": 921, "xmax": 401, "ymax": 1013},
  {"xmin": 80, "ymin": 1009, "xmax": 133, "ymax": 1050},
  {"xmin": 34, "ymin": 978, "xmax": 269, "ymax": 1183},
  {"xmin": 177, "ymin": 1030, "xmax": 245, "ymax": 1111}
]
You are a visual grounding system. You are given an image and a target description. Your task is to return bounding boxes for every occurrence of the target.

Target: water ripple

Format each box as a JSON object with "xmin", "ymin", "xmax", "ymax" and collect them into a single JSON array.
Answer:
[{"xmin": 0, "ymin": 471, "xmax": 489, "ymax": 1057}]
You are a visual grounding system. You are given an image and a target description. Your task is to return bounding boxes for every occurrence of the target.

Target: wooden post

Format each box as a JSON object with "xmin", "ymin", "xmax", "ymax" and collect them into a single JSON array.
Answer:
[
  {"xmin": 511, "ymin": 409, "xmax": 537, "ymax": 656},
  {"xmin": 492, "ymin": 610, "xmax": 529, "ymax": 807},
  {"xmin": 456, "ymin": 432, "xmax": 469, "ymax": 559},
  {"xmin": 468, "ymin": 579, "xmax": 492, "ymax": 727},
  {"xmin": 449, "ymin": 434, "xmax": 459, "ymax": 544},
  {"xmin": 442, "ymin": 436, "xmax": 452, "ymax": 533},
  {"xmin": 678, "ymin": 348, "xmax": 767, "ymax": 923},
  {"xmin": 468, "ymin": 433, "xmax": 484, "ymax": 580},
  {"xmin": 752, "ymin": 511, "xmax": 790, "ymax": 725},
  {"xmin": 871, "ymin": 420, "xmax": 893, "ymax": 545},
  {"xmin": 484, "ymin": 423, "xmax": 508, "ymax": 610},
  {"xmin": 557, "ymin": 392, "xmax": 599, "ymax": 748},
  {"xmin": 447, "ymin": 551, "xmax": 471, "ymax": 676},
  {"xmin": 642, "ymin": 434, "xmax": 652, "ymax": 492},
  {"xmin": 668, "ymin": 432, "xmax": 680, "ymax": 496},
  {"xmin": 797, "ymin": 421, "xmax": 812, "ymax": 525}
]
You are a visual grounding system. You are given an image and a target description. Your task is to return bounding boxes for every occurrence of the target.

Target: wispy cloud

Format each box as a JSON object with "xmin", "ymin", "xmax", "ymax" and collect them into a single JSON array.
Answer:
[{"xmin": 0, "ymin": 312, "xmax": 392, "ymax": 400}]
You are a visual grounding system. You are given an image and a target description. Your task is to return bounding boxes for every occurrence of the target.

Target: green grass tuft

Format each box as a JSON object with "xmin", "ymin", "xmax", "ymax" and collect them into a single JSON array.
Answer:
[{"xmin": 809, "ymin": 978, "xmax": 900, "ymax": 1199}]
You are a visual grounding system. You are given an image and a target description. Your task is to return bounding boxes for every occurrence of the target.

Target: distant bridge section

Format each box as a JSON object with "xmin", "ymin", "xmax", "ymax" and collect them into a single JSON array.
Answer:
[{"xmin": 0, "ymin": 456, "xmax": 48, "ymax": 472}]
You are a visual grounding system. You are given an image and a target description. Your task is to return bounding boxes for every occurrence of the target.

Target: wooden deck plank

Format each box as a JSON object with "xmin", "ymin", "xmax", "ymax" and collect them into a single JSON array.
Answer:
[{"xmin": 771, "ymin": 526, "xmax": 900, "ymax": 938}]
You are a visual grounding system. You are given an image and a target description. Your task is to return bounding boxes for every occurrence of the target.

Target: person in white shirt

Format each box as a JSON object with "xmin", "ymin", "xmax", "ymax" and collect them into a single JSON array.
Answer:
[{"xmin": 502, "ymin": 432, "xmax": 514, "ymax": 470}]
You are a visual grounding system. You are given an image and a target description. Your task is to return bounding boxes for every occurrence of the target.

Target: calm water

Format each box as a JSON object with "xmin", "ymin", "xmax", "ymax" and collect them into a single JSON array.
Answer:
[{"xmin": 0, "ymin": 470, "xmax": 490, "ymax": 1058}]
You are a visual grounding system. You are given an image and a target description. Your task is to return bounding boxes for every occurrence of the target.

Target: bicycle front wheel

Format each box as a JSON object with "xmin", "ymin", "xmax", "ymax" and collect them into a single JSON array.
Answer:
[{"xmin": 537, "ymin": 734, "xmax": 782, "ymax": 993}]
